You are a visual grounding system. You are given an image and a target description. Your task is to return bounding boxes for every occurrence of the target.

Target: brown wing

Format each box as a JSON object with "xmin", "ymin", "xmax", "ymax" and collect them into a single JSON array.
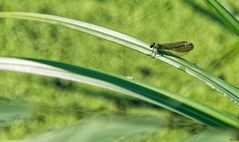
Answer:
[{"xmin": 160, "ymin": 41, "xmax": 194, "ymax": 52}]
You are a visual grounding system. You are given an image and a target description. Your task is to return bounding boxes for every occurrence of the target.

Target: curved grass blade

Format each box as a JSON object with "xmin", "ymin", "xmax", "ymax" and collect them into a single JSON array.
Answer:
[
  {"xmin": 0, "ymin": 57, "xmax": 238, "ymax": 129},
  {"xmin": 16, "ymin": 116, "xmax": 160, "ymax": 142},
  {"xmin": 205, "ymin": 0, "xmax": 239, "ymax": 36},
  {"xmin": 0, "ymin": 12, "xmax": 238, "ymax": 105}
]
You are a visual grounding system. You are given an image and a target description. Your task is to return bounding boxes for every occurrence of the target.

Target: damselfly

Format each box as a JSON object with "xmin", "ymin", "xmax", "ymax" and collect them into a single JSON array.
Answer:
[{"xmin": 150, "ymin": 41, "xmax": 194, "ymax": 57}]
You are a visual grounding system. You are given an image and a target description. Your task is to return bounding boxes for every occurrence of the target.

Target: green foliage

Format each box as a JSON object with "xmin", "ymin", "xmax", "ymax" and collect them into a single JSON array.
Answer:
[
  {"xmin": 0, "ymin": 57, "xmax": 238, "ymax": 128},
  {"xmin": 0, "ymin": 0, "xmax": 238, "ymax": 142},
  {"xmin": 0, "ymin": 12, "xmax": 238, "ymax": 104}
]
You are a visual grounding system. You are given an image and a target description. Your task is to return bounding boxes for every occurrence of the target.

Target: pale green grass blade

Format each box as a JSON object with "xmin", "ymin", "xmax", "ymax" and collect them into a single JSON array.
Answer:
[
  {"xmin": 0, "ymin": 57, "xmax": 238, "ymax": 128},
  {"xmin": 205, "ymin": 0, "xmax": 239, "ymax": 36},
  {"xmin": 0, "ymin": 101, "xmax": 28, "ymax": 126},
  {"xmin": 14, "ymin": 117, "xmax": 159, "ymax": 142},
  {"xmin": 0, "ymin": 12, "xmax": 237, "ymax": 104}
]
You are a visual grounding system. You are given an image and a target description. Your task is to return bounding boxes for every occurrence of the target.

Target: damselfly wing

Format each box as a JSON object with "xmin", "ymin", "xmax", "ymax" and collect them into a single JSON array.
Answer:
[{"xmin": 150, "ymin": 41, "xmax": 194, "ymax": 56}]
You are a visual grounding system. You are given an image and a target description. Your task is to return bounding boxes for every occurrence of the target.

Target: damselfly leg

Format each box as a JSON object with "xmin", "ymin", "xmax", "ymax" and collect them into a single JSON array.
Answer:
[{"xmin": 150, "ymin": 42, "xmax": 156, "ymax": 58}]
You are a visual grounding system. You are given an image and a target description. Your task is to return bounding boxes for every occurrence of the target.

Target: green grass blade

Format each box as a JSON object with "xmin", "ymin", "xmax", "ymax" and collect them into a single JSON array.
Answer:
[
  {"xmin": 0, "ymin": 57, "xmax": 238, "ymax": 128},
  {"xmin": 163, "ymin": 54, "xmax": 239, "ymax": 105},
  {"xmin": 17, "ymin": 116, "xmax": 160, "ymax": 142},
  {"xmin": 0, "ymin": 12, "xmax": 237, "ymax": 105},
  {"xmin": 205, "ymin": 0, "xmax": 239, "ymax": 36},
  {"xmin": 0, "ymin": 101, "xmax": 28, "ymax": 126}
]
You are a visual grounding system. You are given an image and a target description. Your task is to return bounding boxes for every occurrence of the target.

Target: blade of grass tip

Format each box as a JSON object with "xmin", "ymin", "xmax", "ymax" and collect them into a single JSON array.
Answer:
[
  {"xmin": 0, "ymin": 57, "xmax": 238, "ymax": 129},
  {"xmin": 0, "ymin": 101, "xmax": 29, "ymax": 126},
  {"xmin": 205, "ymin": 0, "xmax": 239, "ymax": 36},
  {"xmin": 161, "ymin": 53, "xmax": 239, "ymax": 105},
  {"xmin": 0, "ymin": 12, "xmax": 238, "ymax": 105}
]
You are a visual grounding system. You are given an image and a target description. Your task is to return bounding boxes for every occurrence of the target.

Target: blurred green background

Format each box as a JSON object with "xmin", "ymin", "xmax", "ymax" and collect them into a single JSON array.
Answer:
[{"xmin": 0, "ymin": 0, "xmax": 238, "ymax": 141}]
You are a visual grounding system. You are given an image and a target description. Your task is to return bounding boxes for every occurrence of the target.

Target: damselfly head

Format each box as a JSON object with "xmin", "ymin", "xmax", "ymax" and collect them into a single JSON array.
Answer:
[{"xmin": 150, "ymin": 42, "xmax": 155, "ymax": 48}]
